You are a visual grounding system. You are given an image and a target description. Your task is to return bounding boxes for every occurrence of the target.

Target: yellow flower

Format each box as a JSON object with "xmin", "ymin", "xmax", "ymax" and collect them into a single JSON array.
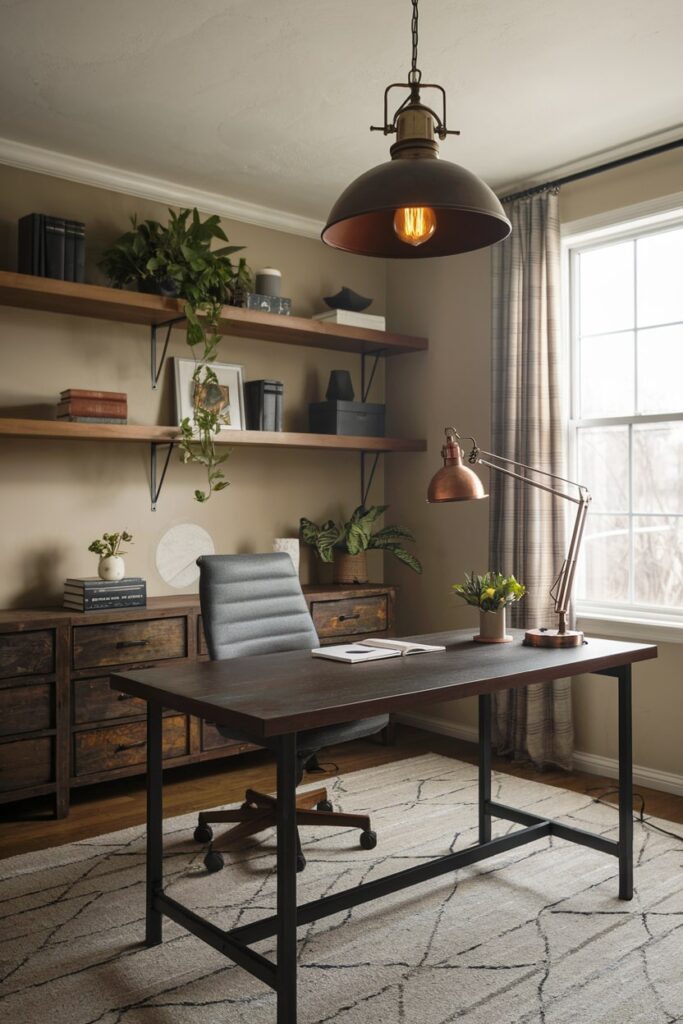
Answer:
[{"xmin": 483, "ymin": 587, "xmax": 496, "ymax": 599}]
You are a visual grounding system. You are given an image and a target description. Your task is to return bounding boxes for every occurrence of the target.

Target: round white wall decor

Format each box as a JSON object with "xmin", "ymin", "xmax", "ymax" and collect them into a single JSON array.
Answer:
[{"xmin": 156, "ymin": 524, "xmax": 215, "ymax": 588}]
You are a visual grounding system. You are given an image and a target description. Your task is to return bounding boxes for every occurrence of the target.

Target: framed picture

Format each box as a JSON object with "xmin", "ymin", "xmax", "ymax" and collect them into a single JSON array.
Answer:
[{"xmin": 174, "ymin": 358, "xmax": 246, "ymax": 432}]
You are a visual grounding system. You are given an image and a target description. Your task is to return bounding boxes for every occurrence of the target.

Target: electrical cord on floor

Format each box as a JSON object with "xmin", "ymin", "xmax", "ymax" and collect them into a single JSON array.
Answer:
[{"xmin": 586, "ymin": 785, "xmax": 683, "ymax": 843}]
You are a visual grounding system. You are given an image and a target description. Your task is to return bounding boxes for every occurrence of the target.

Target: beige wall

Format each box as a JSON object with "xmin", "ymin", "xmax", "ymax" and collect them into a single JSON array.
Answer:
[
  {"xmin": 0, "ymin": 164, "xmax": 387, "ymax": 607},
  {"xmin": 386, "ymin": 148, "xmax": 683, "ymax": 781}
]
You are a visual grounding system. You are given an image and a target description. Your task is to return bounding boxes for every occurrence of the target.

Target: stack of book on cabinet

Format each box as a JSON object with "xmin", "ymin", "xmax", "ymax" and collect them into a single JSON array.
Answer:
[
  {"xmin": 56, "ymin": 389, "xmax": 128, "ymax": 424},
  {"xmin": 64, "ymin": 577, "xmax": 147, "ymax": 612}
]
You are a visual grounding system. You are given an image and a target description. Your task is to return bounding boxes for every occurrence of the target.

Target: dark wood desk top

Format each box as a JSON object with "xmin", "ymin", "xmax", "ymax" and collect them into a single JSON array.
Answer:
[{"xmin": 111, "ymin": 629, "xmax": 657, "ymax": 740}]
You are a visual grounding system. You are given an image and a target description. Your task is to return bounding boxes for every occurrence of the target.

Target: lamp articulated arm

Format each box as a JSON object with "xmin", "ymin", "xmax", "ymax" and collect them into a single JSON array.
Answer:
[
  {"xmin": 469, "ymin": 442, "xmax": 591, "ymax": 636},
  {"xmin": 428, "ymin": 427, "xmax": 592, "ymax": 647}
]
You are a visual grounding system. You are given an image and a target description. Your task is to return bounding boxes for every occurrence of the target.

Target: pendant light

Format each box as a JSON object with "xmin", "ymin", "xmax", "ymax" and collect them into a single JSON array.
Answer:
[{"xmin": 322, "ymin": 0, "xmax": 511, "ymax": 258}]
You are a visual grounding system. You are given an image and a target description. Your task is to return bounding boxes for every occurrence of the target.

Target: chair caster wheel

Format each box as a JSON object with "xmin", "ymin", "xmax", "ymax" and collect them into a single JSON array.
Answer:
[
  {"xmin": 194, "ymin": 823, "xmax": 213, "ymax": 844},
  {"xmin": 204, "ymin": 849, "xmax": 225, "ymax": 873},
  {"xmin": 296, "ymin": 854, "xmax": 306, "ymax": 873},
  {"xmin": 316, "ymin": 799, "xmax": 333, "ymax": 812},
  {"xmin": 360, "ymin": 829, "xmax": 377, "ymax": 851}
]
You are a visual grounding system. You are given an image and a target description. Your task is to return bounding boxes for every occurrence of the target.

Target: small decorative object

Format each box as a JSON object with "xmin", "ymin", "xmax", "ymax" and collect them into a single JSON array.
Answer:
[
  {"xmin": 301, "ymin": 505, "xmax": 422, "ymax": 584},
  {"xmin": 273, "ymin": 538, "xmax": 300, "ymax": 576},
  {"xmin": 452, "ymin": 571, "xmax": 526, "ymax": 644},
  {"xmin": 254, "ymin": 268, "xmax": 281, "ymax": 297},
  {"xmin": 156, "ymin": 524, "xmax": 215, "ymax": 589},
  {"xmin": 323, "ymin": 286, "xmax": 373, "ymax": 312},
  {"xmin": 326, "ymin": 370, "xmax": 355, "ymax": 402},
  {"xmin": 175, "ymin": 358, "xmax": 246, "ymax": 432},
  {"xmin": 314, "ymin": 308, "xmax": 386, "ymax": 330},
  {"xmin": 88, "ymin": 530, "xmax": 133, "ymax": 582},
  {"xmin": 99, "ymin": 208, "xmax": 252, "ymax": 502},
  {"xmin": 244, "ymin": 293, "xmax": 292, "ymax": 315},
  {"xmin": 56, "ymin": 388, "xmax": 127, "ymax": 424}
]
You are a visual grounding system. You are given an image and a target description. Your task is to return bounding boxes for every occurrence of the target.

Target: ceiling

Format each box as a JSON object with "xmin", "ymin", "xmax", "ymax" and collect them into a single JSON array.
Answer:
[{"xmin": 0, "ymin": 0, "xmax": 681, "ymax": 225}]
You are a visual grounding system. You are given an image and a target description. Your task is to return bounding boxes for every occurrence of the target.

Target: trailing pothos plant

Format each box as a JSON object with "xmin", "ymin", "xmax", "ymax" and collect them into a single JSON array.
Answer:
[
  {"xmin": 300, "ymin": 505, "xmax": 423, "ymax": 573},
  {"xmin": 99, "ymin": 208, "xmax": 253, "ymax": 501}
]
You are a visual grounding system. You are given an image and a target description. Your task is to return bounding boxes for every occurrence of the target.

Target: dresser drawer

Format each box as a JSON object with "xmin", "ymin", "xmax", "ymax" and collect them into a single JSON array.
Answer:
[
  {"xmin": 201, "ymin": 721, "xmax": 257, "ymax": 753},
  {"xmin": 0, "ymin": 736, "xmax": 53, "ymax": 792},
  {"xmin": 72, "ymin": 617, "xmax": 187, "ymax": 670},
  {"xmin": 311, "ymin": 595, "xmax": 388, "ymax": 638},
  {"xmin": 0, "ymin": 680, "xmax": 53, "ymax": 736},
  {"xmin": 197, "ymin": 616, "xmax": 208, "ymax": 657},
  {"xmin": 73, "ymin": 715, "xmax": 189, "ymax": 776},
  {"xmin": 0, "ymin": 630, "xmax": 54, "ymax": 679},
  {"xmin": 73, "ymin": 676, "xmax": 147, "ymax": 725}
]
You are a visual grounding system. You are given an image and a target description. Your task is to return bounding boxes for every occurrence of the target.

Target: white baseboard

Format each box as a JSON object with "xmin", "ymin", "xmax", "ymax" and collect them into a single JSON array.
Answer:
[{"xmin": 395, "ymin": 711, "xmax": 683, "ymax": 798}]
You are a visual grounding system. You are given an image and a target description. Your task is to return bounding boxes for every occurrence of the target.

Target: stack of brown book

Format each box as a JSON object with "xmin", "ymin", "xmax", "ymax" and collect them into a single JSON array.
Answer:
[{"xmin": 57, "ymin": 389, "xmax": 128, "ymax": 424}]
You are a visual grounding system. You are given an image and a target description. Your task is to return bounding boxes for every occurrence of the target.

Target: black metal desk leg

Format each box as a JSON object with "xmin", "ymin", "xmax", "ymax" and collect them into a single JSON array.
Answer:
[
  {"xmin": 276, "ymin": 733, "xmax": 298, "ymax": 1024},
  {"xmin": 618, "ymin": 667, "xmax": 633, "ymax": 900},
  {"xmin": 479, "ymin": 693, "xmax": 492, "ymax": 844},
  {"xmin": 145, "ymin": 701, "xmax": 163, "ymax": 946}
]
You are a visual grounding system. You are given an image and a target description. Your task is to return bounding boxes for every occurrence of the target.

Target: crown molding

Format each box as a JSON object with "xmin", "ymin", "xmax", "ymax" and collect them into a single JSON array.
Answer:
[
  {"xmin": 0, "ymin": 136, "xmax": 325, "ymax": 239},
  {"xmin": 496, "ymin": 125, "xmax": 683, "ymax": 199}
]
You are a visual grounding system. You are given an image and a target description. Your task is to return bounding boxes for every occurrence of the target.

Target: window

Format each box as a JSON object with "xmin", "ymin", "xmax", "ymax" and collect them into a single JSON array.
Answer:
[{"xmin": 567, "ymin": 213, "xmax": 683, "ymax": 627}]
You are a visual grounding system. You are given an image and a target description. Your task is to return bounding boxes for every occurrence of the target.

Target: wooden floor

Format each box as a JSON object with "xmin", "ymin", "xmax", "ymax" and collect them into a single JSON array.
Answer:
[{"xmin": 1, "ymin": 725, "xmax": 682, "ymax": 860}]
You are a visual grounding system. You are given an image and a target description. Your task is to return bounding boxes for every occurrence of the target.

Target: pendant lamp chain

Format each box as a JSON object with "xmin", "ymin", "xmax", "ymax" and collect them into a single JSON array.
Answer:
[{"xmin": 409, "ymin": 0, "xmax": 422, "ymax": 84}]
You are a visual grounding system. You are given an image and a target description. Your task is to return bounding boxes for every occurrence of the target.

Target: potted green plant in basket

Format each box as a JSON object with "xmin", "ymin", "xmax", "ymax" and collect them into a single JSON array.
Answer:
[
  {"xmin": 452, "ymin": 571, "xmax": 525, "ymax": 643},
  {"xmin": 99, "ymin": 208, "xmax": 253, "ymax": 502},
  {"xmin": 300, "ymin": 505, "xmax": 422, "ymax": 584}
]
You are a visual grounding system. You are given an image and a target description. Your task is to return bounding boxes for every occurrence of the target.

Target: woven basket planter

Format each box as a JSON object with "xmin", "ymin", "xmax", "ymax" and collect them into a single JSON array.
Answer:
[{"xmin": 333, "ymin": 551, "xmax": 368, "ymax": 585}]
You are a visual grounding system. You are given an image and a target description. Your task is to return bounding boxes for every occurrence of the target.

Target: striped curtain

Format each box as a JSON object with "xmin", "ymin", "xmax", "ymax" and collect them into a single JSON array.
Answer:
[{"xmin": 489, "ymin": 188, "xmax": 574, "ymax": 769}]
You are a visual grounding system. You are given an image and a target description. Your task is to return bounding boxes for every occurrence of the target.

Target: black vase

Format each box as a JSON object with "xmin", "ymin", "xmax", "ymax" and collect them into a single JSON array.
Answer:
[{"xmin": 326, "ymin": 370, "xmax": 355, "ymax": 402}]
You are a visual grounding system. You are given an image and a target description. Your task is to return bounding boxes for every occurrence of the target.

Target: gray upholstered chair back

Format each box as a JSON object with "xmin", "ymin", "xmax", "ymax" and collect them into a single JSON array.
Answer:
[{"xmin": 197, "ymin": 553, "xmax": 319, "ymax": 661}]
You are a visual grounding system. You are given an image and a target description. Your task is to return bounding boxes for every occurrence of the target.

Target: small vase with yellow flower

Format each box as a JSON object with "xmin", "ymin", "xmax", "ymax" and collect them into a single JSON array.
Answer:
[{"xmin": 452, "ymin": 571, "xmax": 526, "ymax": 644}]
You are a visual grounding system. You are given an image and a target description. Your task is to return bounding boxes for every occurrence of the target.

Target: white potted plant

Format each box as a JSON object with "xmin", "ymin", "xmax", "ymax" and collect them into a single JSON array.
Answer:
[
  {"xmin": 452, "ymin": 571, "xmax": 525, "ymax": 643},
  {"xmin": 88, "ymin": 530, "xmax": 133, "ymax": 582}
]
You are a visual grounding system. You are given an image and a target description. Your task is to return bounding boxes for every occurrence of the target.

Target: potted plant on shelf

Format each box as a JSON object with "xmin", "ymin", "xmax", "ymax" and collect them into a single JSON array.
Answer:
[
  {"xmin": 98, "ymin": 208, "xmax": 254, "ymax": 502},
  {"xmin": 88, "ymin": 530, "xmax": 133, "ymax": 581},
  {"xmin": 452, "ymin": 571, "xmax": 525, "ymax": 643},
  {"xmin": 300, "ymin": 505, "xmax": 422, "ymax": 584}
]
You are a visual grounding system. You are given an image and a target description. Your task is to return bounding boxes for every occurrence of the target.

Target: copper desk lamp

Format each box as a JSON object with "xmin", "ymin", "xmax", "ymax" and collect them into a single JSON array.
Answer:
[{"xmin": 427, "ymin": 427, "xmax": 592, "ymax": 648}]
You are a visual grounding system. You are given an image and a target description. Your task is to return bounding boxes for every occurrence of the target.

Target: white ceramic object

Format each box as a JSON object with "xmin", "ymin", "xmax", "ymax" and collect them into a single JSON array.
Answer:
[
  {"xmin": 474, "ymin": 607, "xmax": 513, "ymax": 644},
  {"xmin": 156, "ymin": 524, "xmax": 215, "ymax": 588},
  {"xmin": 273, "ymin": 538, "xmax": 300, "ymax": 576},
  {"xmin": 98, "ymin": 555, "xmax": 125, "ymax": 581}
]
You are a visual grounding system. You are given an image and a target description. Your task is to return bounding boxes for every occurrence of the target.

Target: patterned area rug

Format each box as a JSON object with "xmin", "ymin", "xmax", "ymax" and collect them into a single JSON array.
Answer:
[{"xmin": 1, "ymin": 754, "xmax": 682, "ymax": 1024}]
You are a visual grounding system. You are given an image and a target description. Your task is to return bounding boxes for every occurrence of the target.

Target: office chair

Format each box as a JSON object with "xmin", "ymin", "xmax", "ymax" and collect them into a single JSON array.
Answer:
[{"xmin": 193, "ymin": 552, "xmax": 388, "ymax": 873}]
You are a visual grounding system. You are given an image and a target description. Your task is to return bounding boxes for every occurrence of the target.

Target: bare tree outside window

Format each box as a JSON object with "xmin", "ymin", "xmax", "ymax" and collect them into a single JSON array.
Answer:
[{"xmin": 570, "ymin": 220, "xmax": 683, "ymax": 620}]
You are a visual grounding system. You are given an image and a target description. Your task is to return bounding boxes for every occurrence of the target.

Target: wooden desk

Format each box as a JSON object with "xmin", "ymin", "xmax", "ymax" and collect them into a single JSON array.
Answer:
[{"xmin": 112, "ymin": 629, "xmax": 657, "ymax": 1024}]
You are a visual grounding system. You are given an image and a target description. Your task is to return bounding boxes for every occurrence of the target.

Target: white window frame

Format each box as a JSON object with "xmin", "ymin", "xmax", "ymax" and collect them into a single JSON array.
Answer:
[{"xmin": 562, "ymin": 193, "xmax": 683, "ymax": 643}]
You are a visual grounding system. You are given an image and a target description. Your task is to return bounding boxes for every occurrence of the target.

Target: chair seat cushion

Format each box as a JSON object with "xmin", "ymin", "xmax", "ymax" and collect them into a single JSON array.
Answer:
[{"xmin": 216, "ymin": 714, "xmax": 389, "ymax": 754}]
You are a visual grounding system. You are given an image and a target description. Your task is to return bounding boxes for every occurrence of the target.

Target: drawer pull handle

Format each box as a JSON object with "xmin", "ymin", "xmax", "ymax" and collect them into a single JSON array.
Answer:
[
  {"xmin": 116, "ymin": 639, "xmax": 150, "ymax": 649},
  {"xmin": 339, "ymin": 614, "xmax": 360, "ymax": 622},
  {"xmin": 115, "ymin": 739, "xmax": 146, "ymax": 753},
  {"xmin": 117, "ymin": 693, "xmax": 136, "ymax": 702}
]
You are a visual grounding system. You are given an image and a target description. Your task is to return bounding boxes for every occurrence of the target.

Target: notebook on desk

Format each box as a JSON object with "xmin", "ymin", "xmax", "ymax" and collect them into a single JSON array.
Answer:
[{"xmin": 312, "ymin": 637, "xmax": 446, "ymax": 664}]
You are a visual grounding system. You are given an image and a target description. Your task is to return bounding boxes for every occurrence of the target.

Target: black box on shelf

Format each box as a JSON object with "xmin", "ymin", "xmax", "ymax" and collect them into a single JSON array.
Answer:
[
  {"xmin": 245, "ymin": 380, "xmax": 283, "ymax": 431},
  {"xmin": 308, "ymin": 400, "xmax": 386, "ymax": 437},
  {"xmin": 244, "ymin": 292, "xmax": 292, "ymax": 315}
]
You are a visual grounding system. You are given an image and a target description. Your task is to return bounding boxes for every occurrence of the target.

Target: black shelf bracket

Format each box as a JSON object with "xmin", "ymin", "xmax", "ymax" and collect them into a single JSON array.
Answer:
[
  {"xmin": 150, "ymin": 317, "xmax": 184, "ymax": 389},
  {"xmin": 360, "ymin": 349, "xmax": 386, "ymax": 403},
  {"xmin": 360, "ymin": 451, "xmax": 381, "ymax": 508},
  {"xmin": 150, "ymin": 442, "xmax": 175, "ymax": 511}
]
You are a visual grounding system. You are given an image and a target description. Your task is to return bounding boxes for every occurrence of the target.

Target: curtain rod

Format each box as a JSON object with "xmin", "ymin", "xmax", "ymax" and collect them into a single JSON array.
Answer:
[{"xmin": 500, "ymin": 137, "xmax": 683, "ymax": 204}]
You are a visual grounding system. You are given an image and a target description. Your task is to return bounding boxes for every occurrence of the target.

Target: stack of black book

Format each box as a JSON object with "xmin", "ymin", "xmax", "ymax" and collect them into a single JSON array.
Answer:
[
  {"xmin": 64, "ymin": 577, "xmax": 147, "ymax": 612},
  {"xmin": 244, "ymin": 379, "xmax": 283, "ymax": 431},
  {"xmin": 18, "ymin": 213, "xmax": 85, "ymax": 282}
]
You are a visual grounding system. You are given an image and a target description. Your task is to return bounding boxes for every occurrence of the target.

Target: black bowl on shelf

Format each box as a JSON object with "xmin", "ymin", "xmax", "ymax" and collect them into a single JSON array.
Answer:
[{"xmin": 323, "ymin": 286, "xmax": 373, "ymax": 312}]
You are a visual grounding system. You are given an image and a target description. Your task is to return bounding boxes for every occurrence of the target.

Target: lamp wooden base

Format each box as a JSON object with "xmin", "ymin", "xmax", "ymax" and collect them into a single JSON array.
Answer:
[{"xmin": 523, "ymin": 627, "xmax": 585, "ymax": 648}]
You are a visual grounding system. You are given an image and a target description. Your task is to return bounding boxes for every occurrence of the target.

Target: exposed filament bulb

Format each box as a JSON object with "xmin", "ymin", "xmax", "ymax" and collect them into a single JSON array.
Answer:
[{"xmin": 393, "ymin": 206, "xmax": 437, "ymax": 246}]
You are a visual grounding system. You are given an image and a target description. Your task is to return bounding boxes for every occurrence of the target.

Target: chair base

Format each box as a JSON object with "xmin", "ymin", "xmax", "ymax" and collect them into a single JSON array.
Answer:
[{"xmin": 195, "ymin": 786, "xmax": 375, "ymax": 871}]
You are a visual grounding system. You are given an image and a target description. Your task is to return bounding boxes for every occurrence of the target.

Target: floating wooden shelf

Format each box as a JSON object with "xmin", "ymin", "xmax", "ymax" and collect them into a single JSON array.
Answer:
[
  {"xmin": 0, "ymin": 271, "xmax": 428, "ymax": 356},
  {"xmin": 0, "ymin": 418, "xmax": 426, "ymax": 453}
]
